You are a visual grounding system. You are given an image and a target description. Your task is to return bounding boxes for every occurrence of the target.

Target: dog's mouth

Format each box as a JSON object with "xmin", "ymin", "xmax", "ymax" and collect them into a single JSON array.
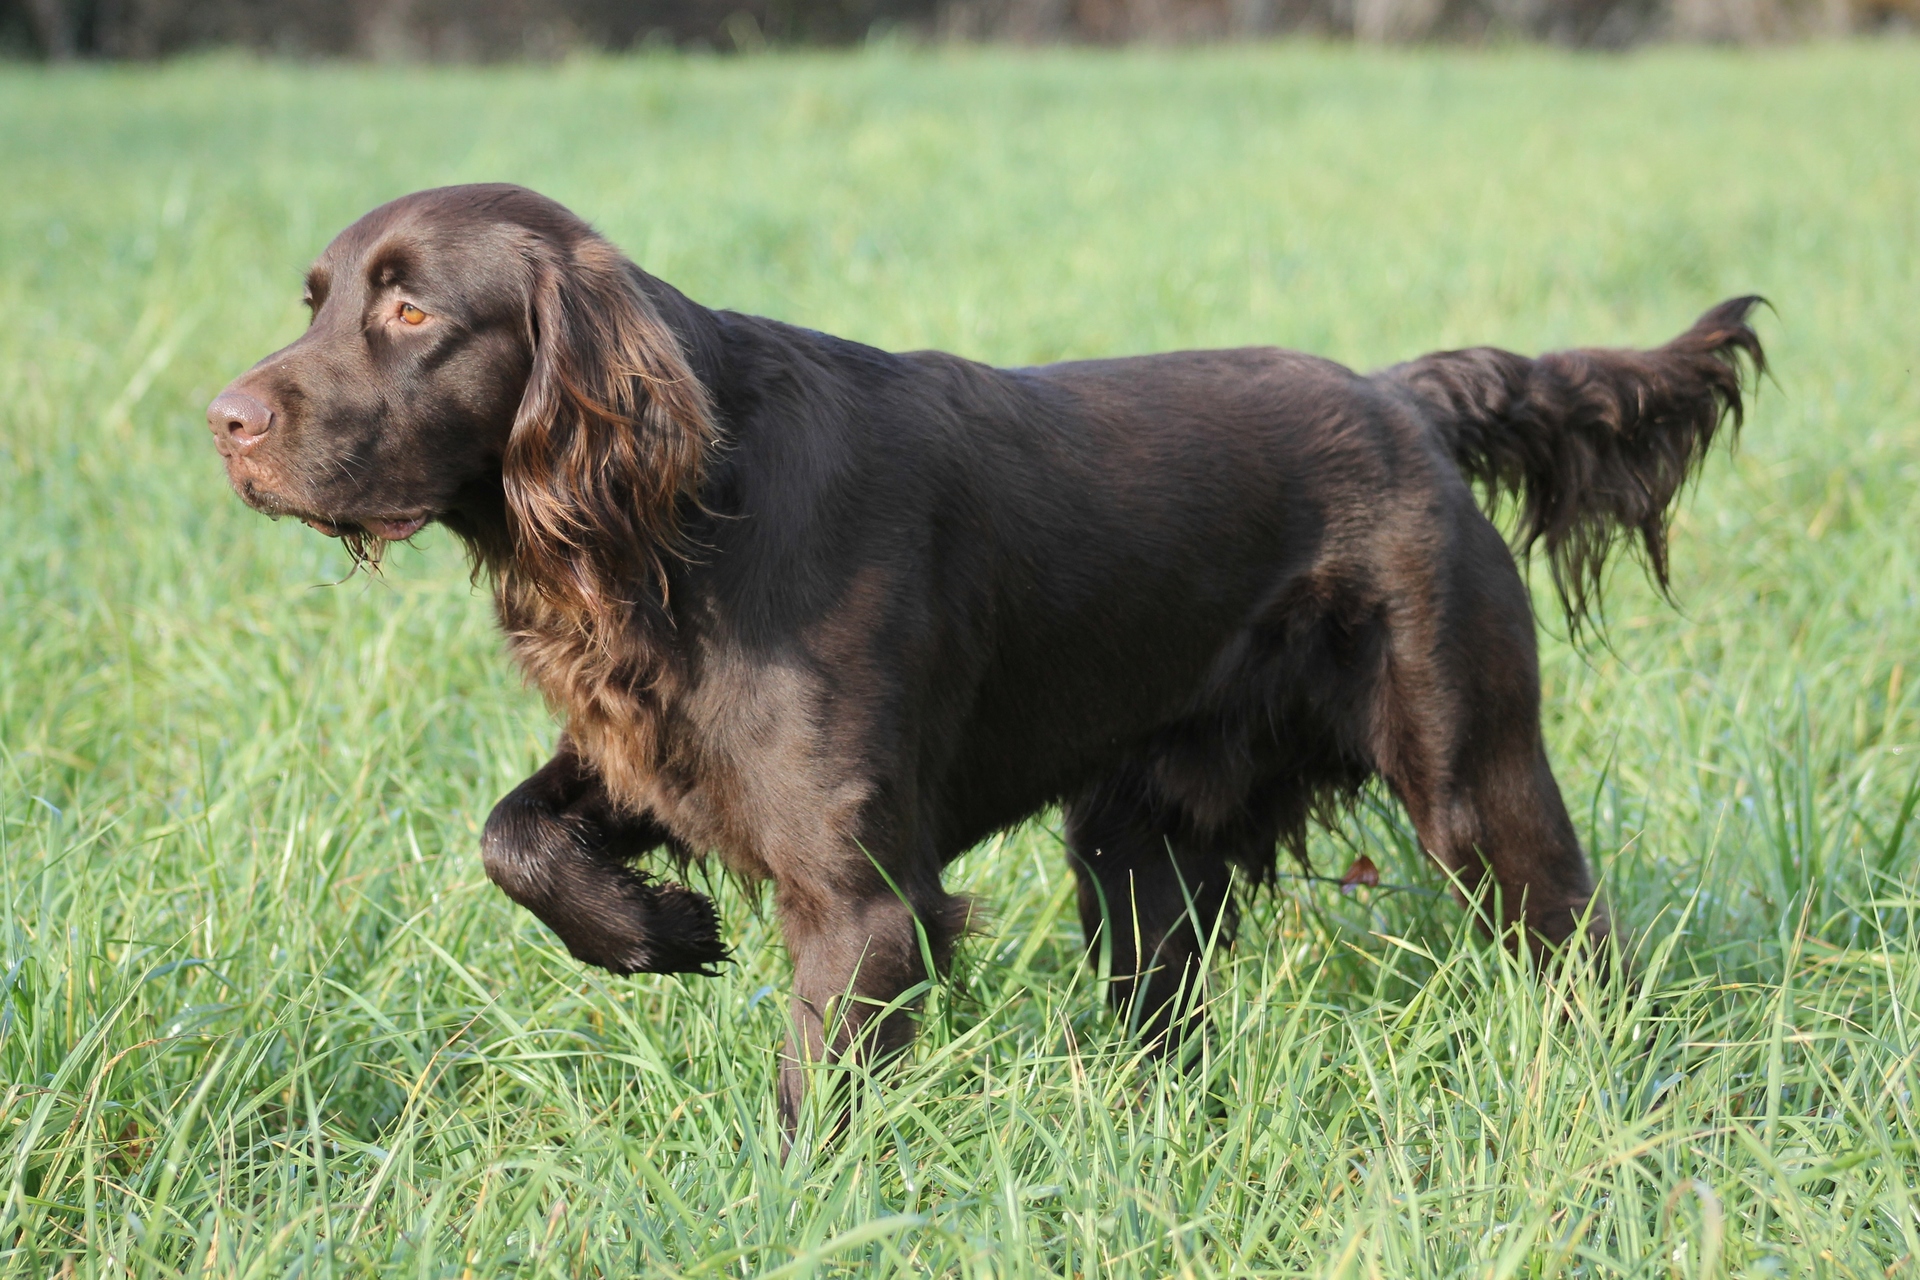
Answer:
[
  {"xmin": 238, "ymin": 481, "xmax": 433, "ymax": 543},
  {"xmin": 302, "ymin": 513, "xmax": 430, "ymax": 541}
]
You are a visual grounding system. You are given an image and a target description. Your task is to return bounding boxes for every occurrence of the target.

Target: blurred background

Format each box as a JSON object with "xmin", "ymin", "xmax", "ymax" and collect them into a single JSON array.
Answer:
[
  {"xmin": 2, "ymin": 0, "xmax": 1913, "ymax": 60},
  {"xmin": 3, "ymin": 0, "xmax": 1918, "ymax": 1255}
]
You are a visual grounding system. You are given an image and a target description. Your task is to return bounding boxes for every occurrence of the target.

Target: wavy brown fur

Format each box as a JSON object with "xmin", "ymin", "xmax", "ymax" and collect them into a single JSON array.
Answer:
[
  {"xmin": 1385, "ymin": 296, "xmax": 1766, "ymax": 636},
  {"xmin": 489, "ymin": 225, "xmax": 719, "ymax": 832},
  {"xmin": 502, "ymin": 235, "xmax": 718, "ymax": 637}
]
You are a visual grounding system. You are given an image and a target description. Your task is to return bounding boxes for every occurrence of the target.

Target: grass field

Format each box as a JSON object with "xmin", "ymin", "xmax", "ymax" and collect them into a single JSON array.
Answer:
[{"xmin": 3, "ymin": 43, "xmax": 1919, "ymax": 1278}]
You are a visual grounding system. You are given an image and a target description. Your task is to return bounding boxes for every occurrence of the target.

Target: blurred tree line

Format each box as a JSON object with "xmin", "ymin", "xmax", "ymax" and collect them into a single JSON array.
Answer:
[{"xmin": 0, "ymin": 0, "xmax": 1908, "ymax": 59}]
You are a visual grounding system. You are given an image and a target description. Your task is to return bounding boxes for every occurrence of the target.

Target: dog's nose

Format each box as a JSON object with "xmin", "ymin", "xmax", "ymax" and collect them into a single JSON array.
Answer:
[{"xmin": 208, "ymin": 391, "xmax": 272, "ymax": 448}]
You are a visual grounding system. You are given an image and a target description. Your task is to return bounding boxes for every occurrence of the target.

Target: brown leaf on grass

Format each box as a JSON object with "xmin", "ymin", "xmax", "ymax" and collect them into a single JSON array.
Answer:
[
  {"xmin": 1339, "ymin": 855, "xmax": 1380, "ymax": 892},
  {"xmin": 109, "ymin": 1116, "xmax": 146, "ymax": 1172}
]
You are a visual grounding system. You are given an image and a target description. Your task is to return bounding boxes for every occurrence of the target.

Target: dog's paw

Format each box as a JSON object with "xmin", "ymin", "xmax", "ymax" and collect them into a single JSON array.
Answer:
[
  {"xmin": 483, "ymin": 801, "xmax": 728, "ymax": 976},
  {"xmin": 578, "ymin": 872, "xmax": 730, "ymax": 977}
]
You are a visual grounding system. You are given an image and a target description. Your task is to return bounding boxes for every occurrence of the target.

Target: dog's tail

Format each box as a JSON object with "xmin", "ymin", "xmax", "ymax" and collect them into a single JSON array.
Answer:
[{"xmin": 1381, "ymin": 296, "xmax": 1765, "ymax": 635}]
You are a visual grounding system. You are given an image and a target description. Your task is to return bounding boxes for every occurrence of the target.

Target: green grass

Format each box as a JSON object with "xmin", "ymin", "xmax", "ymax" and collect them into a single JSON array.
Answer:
[{"xmin": 3, "ymin": 42, "xmax": 1919, "ymax": 1278}]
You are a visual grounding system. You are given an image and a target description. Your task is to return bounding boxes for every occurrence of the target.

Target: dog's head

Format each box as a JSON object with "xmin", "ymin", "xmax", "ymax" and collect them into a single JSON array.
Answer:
[{"xmin": 208, "ymin": 183, "xmax": 714, "ymax": 616}]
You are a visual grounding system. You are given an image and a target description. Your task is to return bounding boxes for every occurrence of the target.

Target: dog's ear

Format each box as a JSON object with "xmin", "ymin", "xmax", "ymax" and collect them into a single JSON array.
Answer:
[{"xmin": 504, "ymin": 237, "xmax": 716, "ymax": 632}]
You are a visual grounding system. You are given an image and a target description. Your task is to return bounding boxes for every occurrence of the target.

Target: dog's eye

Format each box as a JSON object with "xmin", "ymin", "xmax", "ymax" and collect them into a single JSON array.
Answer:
[{"xmin": 399, "ymin": 302, "xmax": 428, "ymax": 326}]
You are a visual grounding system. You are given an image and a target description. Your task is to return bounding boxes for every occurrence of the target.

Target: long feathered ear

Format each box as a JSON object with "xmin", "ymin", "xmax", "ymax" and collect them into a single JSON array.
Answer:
[{"xmin": 504, "ymin": 237, "xmax": 716, "ymax": 633}]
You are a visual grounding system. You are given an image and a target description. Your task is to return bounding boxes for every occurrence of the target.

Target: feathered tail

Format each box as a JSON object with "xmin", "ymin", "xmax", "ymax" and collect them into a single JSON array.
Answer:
[{"xmin": 1382, "ymin": 296, "xmax": 1766, "ymax": 633}]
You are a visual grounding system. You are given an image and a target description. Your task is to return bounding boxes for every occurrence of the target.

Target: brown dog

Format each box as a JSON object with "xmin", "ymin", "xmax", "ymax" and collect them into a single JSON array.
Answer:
[{"xmin": 208, "ymin": 184, "xmax": 1762, "ymax": 1126}]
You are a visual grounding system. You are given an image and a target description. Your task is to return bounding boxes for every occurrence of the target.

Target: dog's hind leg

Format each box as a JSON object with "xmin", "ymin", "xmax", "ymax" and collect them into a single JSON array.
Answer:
[
  {"xmin": 1063, "ymin": 769, "xmax": 1249, "ymax": 1048},
  {"xmin": 1366, "ymin": 510, "xmax": 1606, "ymax": 957}
]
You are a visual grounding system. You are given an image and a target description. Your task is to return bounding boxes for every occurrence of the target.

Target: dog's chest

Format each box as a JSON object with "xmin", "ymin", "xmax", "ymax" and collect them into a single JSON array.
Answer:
[{"xmin": 513, "ymin": 624, "xmax": 870, "ymax": 880}]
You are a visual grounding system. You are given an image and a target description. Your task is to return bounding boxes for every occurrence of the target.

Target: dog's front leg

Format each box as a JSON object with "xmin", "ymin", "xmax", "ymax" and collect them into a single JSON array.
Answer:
[
  {"xmin": 481, "ymin": 736, "xmax": 727, "ymax": 975},
  {"xmin": 772, "ymin": 866, "xmax": 973, "ymax": 1142}
]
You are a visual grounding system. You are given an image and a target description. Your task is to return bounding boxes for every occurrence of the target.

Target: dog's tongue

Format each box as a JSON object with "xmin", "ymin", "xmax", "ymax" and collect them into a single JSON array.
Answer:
[{"xmin": 364, "ymin": 515, "xmax": 428, "ymax": 541}]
